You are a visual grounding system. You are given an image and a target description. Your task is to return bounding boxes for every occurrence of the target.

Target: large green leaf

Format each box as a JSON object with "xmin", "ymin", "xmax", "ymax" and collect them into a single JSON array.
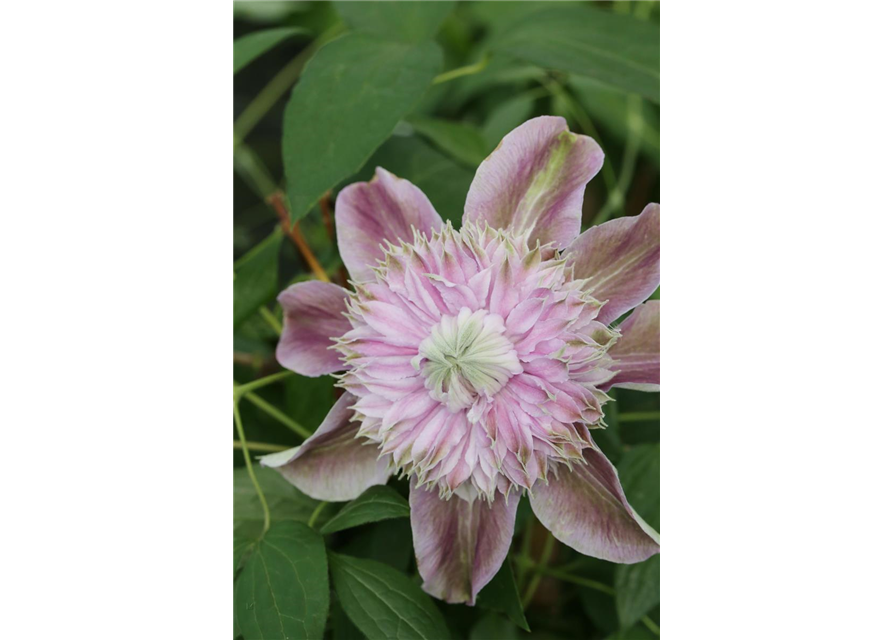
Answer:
[
  {"xmin": 320, "ymin": 485, "xmax": 409, "ymax": 534},
  {"xmin": 234, "ymin": 533, "xmax": 255, "ymax": 577},
  {"xmin": 234, "ymin": 27, "xmax": 310, "ymax": 74},
  {"xmin": 476, "ymin": 559, "xmax": 529, "ymax": 632},
  {"xmin": 618, "ymin": 444, "xmax": 660, "ymax": 530},
  {"xmin": 351, "ymin": 135, "xmax": 474, "ymax": 225},
  {"xmin": 236, "ymin": 521, "xmax": 329, "ymax": 640},
  {"xmin": 336, "ymin": 1, "xmax": 456, "ymax": 43},
  {"xmin": 234, "ymin": 467, "xmax": 334, "ymax": 539},
  {"xmin": 283, "ymin": 34, "xmax": 442, "ymax": 221},
  {"xmin": 340, "ymin": 518, "xmax": 414, "ymax": 572},
  {"xmin": 407, "ymin": 116, "xmax": 488, "ymax": 167},
  {"xmin": 481, "ymin": 95, "xmax": 535, "ymax": 149},
  {"xmin": 233, "ymin": 228, "xmax": 283, "ymax": 328},
  {"xmin": 493, "ymin": 6, "xmax": 659, "ymax": 103},
  {"xmin": 616, "ymin": 555, "xmax": 660, "ymax": 629},
  {"xmin": 329, "ymin": 553, "xmax": 450, "ymax": 640}
]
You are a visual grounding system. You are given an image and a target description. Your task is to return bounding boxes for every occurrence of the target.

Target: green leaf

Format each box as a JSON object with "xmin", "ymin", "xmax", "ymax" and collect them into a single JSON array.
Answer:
[
  {"xmin": 351, "ymin": 136, "xmax": 474, "ymax": 225},
  {"xmin": 234, "ymin": 228, "xmax": 283, "ymax": 328},
  {"xmin": 470, "ymin": 613, "xmax": 519, "ymax": 640},
  {"xmin": 283, "ymin": 34, "xmax": 442, "ymax": 221},
  {"xmin": 340, "ymin": 518, "xmax": 414, "ymax": 572},
  {"xmin": 407, "ymin": 116, "xmax": 489, "ymax": 167},
  {"xmin": 481, "ymin": 95, "xmax": 535, "ymax": 149},
  {"xmin": 617, "ymin": 444, "xmax": 660, "ymax": 530},
  {"xmin": 329, "ymin": 553, "xmax": 450, "ymax": 640},
  {"xmin": 616, "ymin": 555, "xmax": 660, "ymax": 629},
  {"xmin": 234, "ymin": 27, "xmax": 310, "ymax": 74},
  {"xmin": 320, "ymin": 485, "xmax": 410, "ymax": 534},
  {"xmin": 493, "ymin": 6, "xmax": 659, "ymax": 102},
  {"xmin": 235, "ymin": 521, "xmax": 329, "ymax": 640},
  {"xmin": 234, "ymin": 467, "xmax": 335, "ymax": 539},
  {"xmin": 234, "ymin": 533, "xmax": 255, "ymax": 577},
  {"xmin": 476, "ymin": 560, "xmax": 529, "ymax": 632},
  {"xmin": 336, "ymin": 1, "xmax": 456, "ymax": 43}
]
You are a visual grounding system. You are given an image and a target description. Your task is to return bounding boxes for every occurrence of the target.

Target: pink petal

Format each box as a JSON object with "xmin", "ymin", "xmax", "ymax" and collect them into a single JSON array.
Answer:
[
  {"xmin": 276, "ymin": 281, "xmax": 352, "ymax": 377},
  {"xmin": 463, "ymin": 116, "xmax": 603, "ymax": 250},
  {"xmin": 529, "ymin": 447, "xmax": 659, "ymax": 563},
  {"xmin": 259, "ymin": 393, "xmax": 390, "ymax": 501},
  {"xmin": 409, "ymin": 485, "xmax": 520, "ymax": 605},
  {"xmin": 605, "ymin": 301, "xmax": 659, "ymax": 391},
  {"xmin": 335, "ymin": 167, "xmax": 443, "ymax": 283},
  {"xmin": 564, "ymin": 203, "xmax": 660, "ymax": 325}
]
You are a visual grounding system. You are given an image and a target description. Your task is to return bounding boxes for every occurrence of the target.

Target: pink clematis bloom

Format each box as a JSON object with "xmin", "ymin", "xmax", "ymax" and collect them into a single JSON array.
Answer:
[{"xmin": 262, "ymin": 116, "xmax": 660, "ymax": 605}]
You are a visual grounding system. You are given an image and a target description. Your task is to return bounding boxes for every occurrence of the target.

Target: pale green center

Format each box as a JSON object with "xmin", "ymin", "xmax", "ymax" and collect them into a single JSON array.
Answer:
[{"xmin": 413, "ymin": 307, "xmax": 523, "ymax": 413}]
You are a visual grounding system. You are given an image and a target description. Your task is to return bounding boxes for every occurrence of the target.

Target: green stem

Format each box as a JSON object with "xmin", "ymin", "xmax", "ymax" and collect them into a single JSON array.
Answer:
[
  {"xmin": 618, "ymin": 411, "xmax": 660, "ymax": 423},
  {"xmin": 234, "ymin": 400, "xmax": 271, "ymax": 535},
  {"xmin": 234, "ymin": 371, "xmax": 292, "ymax": 397},
  {"xmin": 642, "ymin": 615, "xmax": 660, "ymax": 636},
  {"xmin": 515, "ymin": 556, "xmax": 616, "ymax": 596},
  {"xmin": 232, "ymin": 440, "xmax": 291, "ymax": 453},
  {"xmin": 233, "ymin": 24, "xmax": 344, "ymax": 146},
  {"xmin": 521, "ymin": 532, "xmax": 556, "ymax": 608},
  {"xmin": 244, "ymin": 391, "xmax": 311, "ymax": 439},
  {"xmin": 308, "ymin": 501, "xmax": 328, "ymax": 529},
  {"xmin": 259, "ymin": 306, "xmax": 283, "ymax": 335},
  {"xmin": 233, "ymin": 143, "xmax": 280, "ymax": 200},
  {"xmin": 432, "ymin": 53, "xmax": 492, "ymax": 85},
  {"xmin": 594, "ymin": 94, "xmax": 643, "ymax": 225}
]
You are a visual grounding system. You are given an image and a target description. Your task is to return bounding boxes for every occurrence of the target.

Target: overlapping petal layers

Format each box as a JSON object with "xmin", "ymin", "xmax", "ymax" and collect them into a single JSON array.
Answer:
[{"xmin": 269, "ymin": 115, "xmax": 661, "ymax": 605}]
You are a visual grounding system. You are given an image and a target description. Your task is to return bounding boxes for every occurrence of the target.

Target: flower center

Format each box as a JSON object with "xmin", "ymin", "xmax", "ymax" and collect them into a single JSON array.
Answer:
[{"xmin": 413, "ymin": 307, "xmax": 522, "ymax": 413}]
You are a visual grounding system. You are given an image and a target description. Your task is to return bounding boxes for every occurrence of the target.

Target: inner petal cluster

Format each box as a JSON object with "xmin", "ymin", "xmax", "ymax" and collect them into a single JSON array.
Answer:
[
  {"xmin": 334, "ymin": 222, "xmax": 619, "ymax": 501},
  {"xmin": 414, "ymin": 308, "xmax": 522, "ymax": 414}
]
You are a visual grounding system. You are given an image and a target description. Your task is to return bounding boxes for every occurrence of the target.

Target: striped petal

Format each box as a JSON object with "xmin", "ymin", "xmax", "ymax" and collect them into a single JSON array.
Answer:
[
  {"xmin": 605, "ymin": 301, "xmax": 659, "ymax": 392},
  {"xmin": 463, "ymin": 116, "xmax": 603, "ymax": 249},
  {"xmin": 564, "ymin": 203, "xmax": 660, "ymax": 325},
  {"xmin": 276, "ymin": 281, "xmax": 352, "ymax": 377},
  {"xmin": 335, "ymin": 167, "xmax": 443, "ymax": 283},
  {"xmin": 529, "ymin": 447, "xmax": 659, "ymax": 563},
  {"xmin": 409, "ymin": 485, "xmax": 520, "ymax": 605},
  {"xmin": 259, "ymin": 393, "xmax": 391, "ymax": 501}
]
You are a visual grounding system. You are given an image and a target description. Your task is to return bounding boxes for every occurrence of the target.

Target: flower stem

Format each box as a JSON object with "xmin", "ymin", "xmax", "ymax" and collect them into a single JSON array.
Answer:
[
  {"xmin": 618, "ymin": 411, "xmax": 660, "ymax": 423},
  {"xmin": 432, "ymin": 53, "xmax": 491, "ymax": 85},
  {"xmin": 521, "ymin": 531, "xmax": 556, "ymax": 608},
  {"xmin": 232, "ymin": 440, "xmax": 291, "ymax": 453},
  {"xmin": 308, "ymin": 501, "xmax": 328, "ymax": 529},
  {"xmin": 234, "ymin": 400, "xmax": 271, "ymax": 535},
  {"xmin": 267, "ymin": 191, "xmax": 331, "ymax": 283},
  {"xmin": 234, "ymin": 371, "xmax": 293, "ymax": 398},
  {"xmin": 259, "ymin": 306, "xmax": 282, "ymax": 335},
  {"xmin": 515, "ymin": 556, "xmax": 616, "ymax": 596},
  {"xmin": 243, "ymin": 390, "xmax": 311, "ymax": 439},
  {"xmin": 642, "ymin": 615, "xmax": 661, "ymax": 636}
]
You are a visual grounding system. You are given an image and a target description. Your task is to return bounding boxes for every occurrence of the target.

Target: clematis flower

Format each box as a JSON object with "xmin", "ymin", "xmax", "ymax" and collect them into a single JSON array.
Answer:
[{"xmin": 261, "ymin": 116, "xmax": 660, "ymax": 605}]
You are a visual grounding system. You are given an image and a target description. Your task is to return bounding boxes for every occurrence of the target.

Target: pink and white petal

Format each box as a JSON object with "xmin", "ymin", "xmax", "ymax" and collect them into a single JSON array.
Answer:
[
  {"xmin": 605, "ymin": 301, "xmax": 659, "ymax": 392},
  {"xmin": 259, "ymin": 393, "xmax": 390, "ymax": 501},
  {"xmin": 529, "ymin": 447, "xmax": 659, "ymax": 563},
  {"xmin": 335, "ymin": 167, "xmax": 443, "ymax": 283},
  {"xmin": 410, "ymin": 485, "xmax": 520, "ymax": 605},
  {"xmin": 276, "ymin": 281, "xmax": 352, "ymax": 377},
  {"xmin": 564, "ymin": 203, "xmax": 660, "ymax": 325},
  {"xmin": 463, "ymin": 116, "xmax": 603, "ymax": 250}
]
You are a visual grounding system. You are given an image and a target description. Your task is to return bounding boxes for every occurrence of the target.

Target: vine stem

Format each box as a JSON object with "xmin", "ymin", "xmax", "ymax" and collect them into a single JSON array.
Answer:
[
  {"xmin": 243, "ymin": 390, "xmax": 311, "ymax": 439},
  {"xmin": 432, "ymin": 53, "xmax": 492, "ymax": 85},
  {"xmin": 232, "ymin": 440, "xmax": 290, "ymax": 453},
  {"xmin": 521, "ymin": 532, "xmax": 556, "ymax": 608},
  {"xmin": 308, "ymin": 501, "xmax": 328, "ymax": 529},
  {"xmin": 642, "ymin": 615, "xmax": 661, "ymax": 636},
  {"xmin": 233, "ymin": 399, "xmax": 271, "ymax": 535},
  {"xmin": 234, "ymin": 371, "xmax": 292, "ymax": 397},
  {"xmin": 515, "ymin": 556, "xmax": 615, "ymax": 595},
  {"xmin": 618, "ymin": 411, "xmax": 661, "ymax": 423},
  {"xmin": 268, "ymin": 191, "xmax": 331, "ymax": 283}
]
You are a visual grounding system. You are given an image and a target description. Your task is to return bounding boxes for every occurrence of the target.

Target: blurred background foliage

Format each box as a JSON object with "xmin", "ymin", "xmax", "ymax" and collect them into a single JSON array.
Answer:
[{"xmin": 234, "ymin": 2, "xmax": 659, "ymax": 639}]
